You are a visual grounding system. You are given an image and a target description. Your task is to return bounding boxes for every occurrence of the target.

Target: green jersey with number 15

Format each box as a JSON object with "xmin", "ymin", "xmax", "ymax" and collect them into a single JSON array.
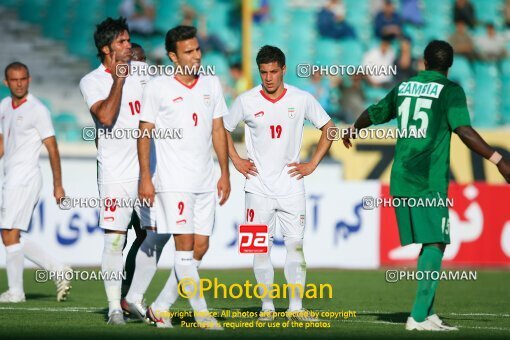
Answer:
[{"xmin": 367, "ymin": 70, "xmax": 471, "ymax": 197}]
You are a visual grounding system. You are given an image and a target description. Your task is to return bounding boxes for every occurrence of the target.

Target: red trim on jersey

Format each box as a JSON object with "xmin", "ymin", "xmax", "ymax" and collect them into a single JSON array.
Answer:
[
  {"xmin": 259, "ymin": 88, "xmax": 287, "ymax": 103},
  {"xmin": 104, "ymin": 68, "xmax": 112, "ymax": 74},
  {"xmin": 11, "ymin": 98, "xmax": 27, "ymax": 109},
  {"xmin": 174, "ymin": 76, "xmax": 199, "ymax": 89}
]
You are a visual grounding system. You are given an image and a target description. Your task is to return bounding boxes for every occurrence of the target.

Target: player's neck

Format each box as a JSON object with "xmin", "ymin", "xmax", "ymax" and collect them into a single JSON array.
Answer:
[
  {"xmin": 262, "ymin": 84, "xmax": 285, "ymax": 100},
  {"xmin": 175, "ymin": 74, "xmax": 198, "ymax": 86},
  {"xmin": 11, "ymin": 93, "xmax": 28, "ymax": 108}
]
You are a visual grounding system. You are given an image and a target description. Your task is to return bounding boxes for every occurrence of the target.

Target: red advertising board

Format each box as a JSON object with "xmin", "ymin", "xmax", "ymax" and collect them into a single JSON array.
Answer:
[{"xmin": 380, "ymin": 183, "xmax": 510, "ymax": 266}]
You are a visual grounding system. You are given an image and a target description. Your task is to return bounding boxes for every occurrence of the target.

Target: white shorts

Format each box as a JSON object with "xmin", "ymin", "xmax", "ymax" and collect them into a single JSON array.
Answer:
[
  {"xmin": 0, "ymin": 175, "xmax": 42, "ymax": 231},
  {"xmin": 156, "ymin": 192, "xmax": 216, "ymax": 235},
  {"xmin": 245, "ymin": 192, "xmax": 306, "ymax": 241},
  {"xmin": 99, "ymin": 181, "xmax": 156, "ymax": 231}
]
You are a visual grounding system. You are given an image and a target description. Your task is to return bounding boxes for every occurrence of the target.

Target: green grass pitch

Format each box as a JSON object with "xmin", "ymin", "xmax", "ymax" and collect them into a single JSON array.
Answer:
[{"xmin": 0, "ymin": 269, "xmax": 508, "ymax": 339}]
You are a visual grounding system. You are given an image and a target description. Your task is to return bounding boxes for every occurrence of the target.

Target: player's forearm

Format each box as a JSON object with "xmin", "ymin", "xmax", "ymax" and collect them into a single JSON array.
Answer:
[
  {"xmin": 226, "ymin": 131, "xmax": 241, "ymax": 162},
  {"xmin": 95, "ymin": 79, "xmax": 125, "ymax": 126},
  {"xmin": 310, "ymin": 120, "xmax": 335, "ymax": 167},
  {"xmin": 213, "ymin": 127, "xmax": 230, "ymax": 176},
  {"xmin": 353, "ymin": 109, "xmax": 373, "ymax": 131},
  {"xmin": 44, "ymin": 137, "xmax": 63, "ymax": 187},
  {"xmin": 0, "ymin": 136, "xmax": 3, "ymax": 159},
  {"xmin": 138, "ymin": 122, "xmax": 153, "ymax": 179},
  {"xmin": 455, "ymin": 126, "xmax": 499, "ymax": 160}
]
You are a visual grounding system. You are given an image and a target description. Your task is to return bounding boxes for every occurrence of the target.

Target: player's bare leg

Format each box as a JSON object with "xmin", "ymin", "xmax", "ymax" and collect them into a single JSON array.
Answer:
[
  {"xmin": 406, "ymin": 242, "xmax": 456, "ymax": 331},
  {"xmin": 0, "ymin": 229, "xmax": 25, "ymax": 303},
  {"xmin": 103, "ymin": 229, "xmax": 127, "ymax": 325}
]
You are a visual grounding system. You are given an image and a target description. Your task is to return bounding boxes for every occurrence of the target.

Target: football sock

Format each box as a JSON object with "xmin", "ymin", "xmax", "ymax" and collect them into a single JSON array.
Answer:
[
  {"xmin": 152, "ymin": 257, "xmax": 200, "ymax": 311},
  {"xmin": 121, "ymin": 213, "xmax": 143, "ymax": 297},
  {"xmin": 253, "ymin": 242, "xmax": 275, "ymax": 311},
  {"xmin": 5, "ymin": 243, "xmax": 24, "ymax": 295},
  {"xmin": 102, "ymin": 233, "xmax": 126, "ymax": 315},
  {"xmin": 174, "ymin": 251, "xmax": 207, "ymax": 312},
  {"xmin": 22, "ymin": 236, "xmax": 65, "ymax": 272},
  {"xmin": 410, "ymin": 245, "xmax": 443, "ymax": 322},
  {"xmin": 284, "ymin": 238, "xmax": 306, "ymax": 311},
  {"xmin": 125, "ymin": 231, "xmax": 170, "ymax": 304}
]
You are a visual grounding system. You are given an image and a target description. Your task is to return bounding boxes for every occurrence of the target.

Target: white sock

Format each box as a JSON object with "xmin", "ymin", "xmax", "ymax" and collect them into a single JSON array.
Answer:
[
  {"xmin": 174, "ymin": 251, "xmax": 207, "ymax": 312},
  {"xmin": 102, "ymin": 233, "xmax": 126, "ymax": 315},
  {"xmin": 125, "ymin": 231, "xmax": 170, "ymax": 304},
  {"xmin": 5, "ymin": 243, "xmax": 24, "ymax": 295},
  {"xmin": 253, "ymin": 246, "xmax": 275, "ymax": 311},
  {"xmin": 22, "ymin": 236, "xmax": 65, "ymax": 272},
  {"xmin": 284, "ymin": 238, "xmax": 306, "ymax": 311},
  {"xmin": 152, "ymin": 257, "xmax": 201, "ymax": 312}
]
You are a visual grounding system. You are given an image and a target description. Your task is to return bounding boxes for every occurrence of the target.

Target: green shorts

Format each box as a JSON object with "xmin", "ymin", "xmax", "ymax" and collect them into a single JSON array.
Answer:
[{"xmin": 393, "ymin": 192, "xmax": 451, "ymax": 246}]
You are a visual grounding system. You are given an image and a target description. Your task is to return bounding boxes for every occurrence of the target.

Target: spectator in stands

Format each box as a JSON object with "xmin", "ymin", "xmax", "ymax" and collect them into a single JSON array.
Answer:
[
  {"xmin": 449, "ymin": 20, "xmax": 476, "ymax": 61},
  {"xmin": 394, "ymin": 36, "xmax": 419, "ymax": 84},
  {"xmin": 131, "ymin": 43, "xmax": 147, "ymax": 62},
  {"xmin": 227, "ymin": 63, "xmax": 249, "ymax": 98},
  {"xmin": 374, "ymin": 0, "xmax": 402, "ymax": 40},
  {"xmin": 120, "ymin": 0, "xmax": 157, "ymax": 36},
  {"xmin": 453, "ymin": 0, "xmax": 476, "ymax": 29},
  {"xmin": 317, "ymin": 0, "xmax": 357, "ymax": 39},
  {"xmin": 400, "ymin": 0, "xmax": 424, "ymax": 26},
  {"xmin": 181, "ymin": 5, "xmax": 230, "ymax": 55},
  {"xmin": 304, "ymin": 71, "xmax": 332, "ymax": 113},
  {"xmin": 362, "ymin": 37, "xmax": 396, "ymax": 87},
  {"xmin": 339, "ymin": 75, "xmax": 365, "ymax": 123},
  {"xmin": 253, "ymin": 0, "xmax": 270, "ymax": 24},
  {"xmin": 505, "ymin": 0, "xmax": 510, "ymax": 28},
  {"xmin": 475, "ymin": 23, "xmax": 507, "ymax": 62}
]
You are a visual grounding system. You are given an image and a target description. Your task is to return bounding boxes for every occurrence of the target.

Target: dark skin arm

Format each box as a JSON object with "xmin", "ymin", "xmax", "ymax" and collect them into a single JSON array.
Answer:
[
  {"xmin": 455, "ymin": 126, "xmax": 510, "ymax": 182},
  {"xmin": 342, "ymin": 109, "xmax": 372, "ymax": 149}
]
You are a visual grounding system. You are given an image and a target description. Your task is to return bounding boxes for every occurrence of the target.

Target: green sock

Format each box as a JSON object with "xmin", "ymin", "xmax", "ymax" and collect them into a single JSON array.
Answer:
[{"xmin": 410, "ymin": 245, "xmax": 443, "ymax": 322}]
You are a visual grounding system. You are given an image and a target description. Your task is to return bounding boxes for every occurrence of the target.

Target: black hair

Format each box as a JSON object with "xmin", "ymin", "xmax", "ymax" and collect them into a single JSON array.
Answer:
[
  {"xmin": 424, "ymin": 40, "xmax": 453, "ymax": 72},
  {"xmin": 131, "ymin": 42, "xmax": 142, "ymax": 49},
  {"xmin": 4, "ymin": 61, "xmax": 29, "ymax": 79},
  {"xmin": 230, "ymin": 62, "xmax": 242, "ymax": 70},
  {"xmin": 165, "ymin": 25, "xmax": 197, "ymax": 53},
  {"xmin": 256, "ymin": 45, "xmax": 286, "ymax": 68},
  {"xmin": 94, "ymin": 17, "xmax": 130, "ymax": 62}
]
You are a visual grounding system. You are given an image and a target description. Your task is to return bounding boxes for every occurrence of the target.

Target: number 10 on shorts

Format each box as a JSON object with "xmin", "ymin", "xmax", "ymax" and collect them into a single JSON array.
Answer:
[{"xmin": 238, "ymin": 225, "xmax": 269, "ymax": 254}]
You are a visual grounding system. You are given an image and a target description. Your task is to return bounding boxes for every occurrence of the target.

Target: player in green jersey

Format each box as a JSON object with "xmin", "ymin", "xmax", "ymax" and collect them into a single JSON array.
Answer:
[{"xmin": 343, "ymin": 40, "xmax": 510, "ymax": 331}]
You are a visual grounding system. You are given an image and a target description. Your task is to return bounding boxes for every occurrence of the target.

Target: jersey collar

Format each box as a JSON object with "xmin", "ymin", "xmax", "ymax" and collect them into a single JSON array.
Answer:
[
  {"xmin": 174, "ymin": 76, "xmax": 200, "ymax": 89},
  {"xmin": 259, "ymin": 87, "xmax": 287, "ymax": 103},
  {"xmin": 11, "ymin": 95, "xmax": 29, "ymax": 109}
]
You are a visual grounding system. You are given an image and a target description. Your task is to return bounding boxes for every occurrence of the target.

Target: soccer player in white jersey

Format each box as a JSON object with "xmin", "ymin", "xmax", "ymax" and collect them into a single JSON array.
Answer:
[
  {"xmin": 79, "ymin": 17, "xmax": 160, "ymax": 325},
  {"xmin": 138, "ymin": 25, "xmax": 230, "ymax": 330},
  {"xmin": 224, "ymin": 46, "xmax": 335, "ymax": 321},
  {"xmin": 0, "ymin": 62, "xmax": 71, "ymax": 303}
]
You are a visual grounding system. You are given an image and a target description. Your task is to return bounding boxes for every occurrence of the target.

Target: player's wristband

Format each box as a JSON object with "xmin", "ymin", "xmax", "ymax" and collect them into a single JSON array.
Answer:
[{"xmin": 489, "ymin": 151, "xmax": 502, "ymax": 165}]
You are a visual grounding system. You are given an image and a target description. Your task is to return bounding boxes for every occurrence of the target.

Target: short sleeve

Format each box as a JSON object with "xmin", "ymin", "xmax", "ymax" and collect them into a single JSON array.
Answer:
[
  {"xmin": 212, "ymin": 77, "xmax": 229, "ymax": 119},
  {"xmin": 224, "ymin": 96, "xmax": 245, "ymax": 132},
  {"xmin": 446, "ymin": 85, "xmax": 471, "ymax": 130},
  {"xmin": 367, "ymin": 86, "xmax": 398, "ymax": 124},
  {"xmin": 304, "ymin": 92, "xmax": 331, "ymax": 129},
  {"xmin": 79, "ymin": 76, "xmax": 106, "ymax": 110},
  {"xmin": 140, "ymin": 79, "xmax": 160, "ymax": 124},
  {"xmin": 34, "ymin": 105, "xmax": 55, "ymax": 140}
]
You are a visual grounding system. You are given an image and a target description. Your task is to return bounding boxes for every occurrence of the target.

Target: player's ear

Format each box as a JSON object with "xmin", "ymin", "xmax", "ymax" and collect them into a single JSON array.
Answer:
[
  {"xmin": 168, "ymin": 51, "xmax": 178, "ymax": 64},
  {"xmin": 2, "ymin": 79, "xmax": 7, "ymax": 88},
  {"xmin": 282, "ymin": 65, "xmax": 286, "ymax": 76},
  {"xmin": 28, "ymin": 76, "xmax": 32, "ymax": 84},
  {"xmin": 102, "ymin": 45, "xmax": 111, "ymax": 57}
]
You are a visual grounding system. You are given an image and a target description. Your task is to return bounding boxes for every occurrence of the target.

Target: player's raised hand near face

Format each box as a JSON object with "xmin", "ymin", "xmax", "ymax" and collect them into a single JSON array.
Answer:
[
  {"xmin": 217, "ymin": 173, "xmax": 231, "ymax": 206},
  {"xmin": 287, "ymin": 162, "xmax": 316, "ymax": 180},
  {"xmin": 109, "ymin": 51, "xmax": 129, "ymax": 81},
  {"xmin": 233, "ymin": 157, "xmax": 258, "ymax": 179},
  {"xmin": 497, "ymin": 158, "xmax": 510, "ymax": 183},
  {"xmin": 139, "ymin": 176, "xmax": 155, "ymax": 207}
]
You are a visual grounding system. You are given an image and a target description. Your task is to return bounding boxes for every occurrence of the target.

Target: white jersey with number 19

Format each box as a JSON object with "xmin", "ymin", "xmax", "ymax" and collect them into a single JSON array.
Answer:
[{"xmin": 224, "ymin": 84, "xmax": 331, "ymax": 198}]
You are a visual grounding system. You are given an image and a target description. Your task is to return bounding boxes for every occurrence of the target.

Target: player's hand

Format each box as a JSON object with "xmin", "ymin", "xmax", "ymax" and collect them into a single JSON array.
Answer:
[
  {"xmin": 217, "ymin": 173, "xmax": 231, "ymax": 206},
  {"xmin": 53, "ymin": 185, "xmax": 65, "ymax": 205},
  {"xmin": 497, "ymin": 158, "xmax": 510, "ymax": 183},
  {"xmin": 342, "ymin": 125, "xmax": 356, "ymax": 149},
  {"xmin": 233, "ymin": 157, "xmax": 258, "ymax": 179},
  {"xmin": 287, "ymin": 162, "xmax": 316, "ymax": 180},
  {"xmin": 139, "ymin": 176, "xmax": 155, "ymax": 207},
  {"xmin": 110, "ymin": 51, "xmax": 128, "ymax": 81}
]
